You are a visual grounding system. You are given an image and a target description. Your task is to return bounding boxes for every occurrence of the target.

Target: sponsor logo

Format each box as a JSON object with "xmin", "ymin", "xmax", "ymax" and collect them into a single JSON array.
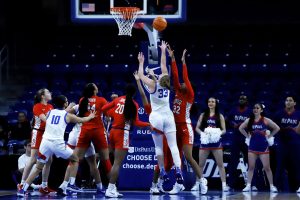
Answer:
[{"xmin": 138, "ymin": 107, "xmax": 144, "ymax": 115}]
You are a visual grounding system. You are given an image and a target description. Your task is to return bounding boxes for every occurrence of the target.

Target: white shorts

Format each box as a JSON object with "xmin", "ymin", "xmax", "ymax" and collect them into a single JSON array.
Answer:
[
  {"xmin": 68, "ymin": 128, "xmax": 96, "ymax": 158},
  {"xmin": 38, "ymin": 138, "xmax": 73, "ymax": 163},
  {"xmin": 149, "ymin": 110, "xmax": 176, "ymax": 134}
]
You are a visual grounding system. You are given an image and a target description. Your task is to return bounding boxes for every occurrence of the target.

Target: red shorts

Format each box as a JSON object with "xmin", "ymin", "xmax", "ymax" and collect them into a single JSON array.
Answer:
[
  {"xmin": 31, "ymin": 129, "xmax": 44, "ymax": 149},
  {"xmin": 77, "ymin": 127, "xmax": 108, "ymax": 150},
  {"xmin": 109, "ymin": 128, "xmax": 130, "ymax": 150},
  {"xmin": 176, "ymin": 123, "xmax": 194, "ymax": 151}
]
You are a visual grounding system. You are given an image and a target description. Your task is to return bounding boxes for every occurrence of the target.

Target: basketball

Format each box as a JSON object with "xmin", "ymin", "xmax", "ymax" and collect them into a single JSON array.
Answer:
[{"xmin": 152, "ymin": 16, "xmax": 167, "ymax": 32}]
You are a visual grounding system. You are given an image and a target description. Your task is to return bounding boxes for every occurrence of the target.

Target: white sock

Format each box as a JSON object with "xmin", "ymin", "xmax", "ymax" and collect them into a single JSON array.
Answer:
[
  {"xmin": 222, "ymin": 182, "xmax": 227, "ymax": 187},
  {"xmin": 108, "ymin": 183, "xmax": 115, "ymax": 189},
  {"xmin": 69, "ymin": 177, "xmax": 76, "ymax": 185},
  {"xmin": 41, "ymin": 182, "xmax": 47, "ymax": 188},
  {"xmin": 152, "ymin": 182, "xmax": 157, "ymax": 187},
  {"xmin": 21, "ymin": 180, "xmax": 25, "ymax": 184},
  {"xmin": 246, "ymin": 183, "xmax": 251, "ymax": 187},
  {"xmin": 59, "ymin": 181, "xmax": 69, "ymax": 189},
  {"xmin": 23, "ymin": 183, "xmax": 30, "ymax": 191},
  {"xmin": 96, "ymin": 183, "xmax": 103, "ymax": 190}
]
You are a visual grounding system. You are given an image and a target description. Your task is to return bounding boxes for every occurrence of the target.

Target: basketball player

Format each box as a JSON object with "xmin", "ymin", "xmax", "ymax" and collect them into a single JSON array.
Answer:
[
  {"xmin": 17, "ymin": 95, "xmax": 95, "ymax": 197},
  {"xmin": 166, "ymin": 46, "xmax": 203, "ymax": 191},
  {"xmin": 57, "ymin": 103, "xmax": 104, "ymax": 196},
  {"xmin": 133, "ymin": 70, "xmax": 168, "ymax": 194},
  {"xmin": 226, "ymin": 95, "xmax": 252, "ymax": 190},
  {"xmin": 273, "ymin": 96, "xmax": 300, "ymax": 192},
  {"xmin": 18, "ymin": 88, "xmax": 54, "ymax": 194},
  {"xmin": 137, "ymin": 40, "xmax": 185, "ymax": 194},
  {"xmin": 239, "ymin": 103, "xmax": 279, "ymax": 192},
  {"xmin": 73, "ymin": 83, "xmax": 112, "ymax": 185},
  {"xmin": 102, "ymin": 84, "xmax": 150, "ymax": 198},
  {"xmin": 195, "ymin": 97, "xmax": 228, "ymax": 193}
]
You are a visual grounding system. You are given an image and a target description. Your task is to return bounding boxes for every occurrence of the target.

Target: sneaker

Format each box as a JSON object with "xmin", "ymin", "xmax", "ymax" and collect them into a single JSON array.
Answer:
[
  {"xmin": 17, "ymin": 183, "xmax": 23, "ymax": 191},
  {"xmin": 175, "ymin": 171, "xmax": 184, "ymax": 184},
  {"xmin": 157, "ymin": 178, "xmax": 165, "ymax": 193},
  {"xmin": 150, "ymin": 185, "xmax": 160, "ymax": 195},
  {"xmin": 39, "ymin": 187, "xmax": 52, "ymax": 194},
  {"xmin": 17, "ymin": 188, "xmax": 26, "ymax": 197},
  {"xmin": 200, "ymin": 177, "xmax": 208, "ymax": 186},
  {"xmin": 96, "ymin": 187, "xmax": 106, "ymax": 194},
  {"xmin": 31, "ymin": 183, "xmax": 41, "ymax": 191},
  {"xmin": 251, "ymin": 186, "xmax": 258, "ymax": 191},
  {"xmin": 222, "ymin": 185, "xmax": 230, "ymax": 192},
  {"xmin": 297, "ymin": 187, "xmax": 300, "ymax": 193},
  {"xmin": 242, "ymin": 184, "xmax": 251, "ymax": 192},
  {"xmin": 270, "ymin": 185, "xmax": 278, "ymax": 193},
  {"xmin": 56, "ymin": 188, "xmax": 67, "ymax": 196},
  {"xmin": 169, "ymin": 182, "xmax": 185, "ymax": 195},
  {"xmin": 200, "ymin": 184, "xmax": 208, "ymax": 195},
  {"xmin": 67, "ymin": 184, "xmax": 82, "ymax": 193},
  {"xmin": 191, "ymin": 181, "xmax": 200, "ymax": 191},
  {"xmin": 160, "ymin": 170, "xmax": 169, "ymax": 183},
  {"xmin": 105, "ymin": 186, "xmax": 121, "ymax": 198}
]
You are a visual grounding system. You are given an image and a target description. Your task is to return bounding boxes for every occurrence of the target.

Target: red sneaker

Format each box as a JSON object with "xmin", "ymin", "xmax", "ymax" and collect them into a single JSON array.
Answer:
[
  {"xmin": 17, "ymin": 183, "xmax": 23, "ymax": 190},
  {"xmin": 39, "ymin": 186, "xmax": 56, "ymax": 194}
]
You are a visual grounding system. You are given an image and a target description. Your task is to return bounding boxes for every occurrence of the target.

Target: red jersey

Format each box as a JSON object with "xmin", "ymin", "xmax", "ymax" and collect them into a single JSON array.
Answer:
[
  {"xmin": 102, "ymin": 96, "xmax": 149, "ymax": 130},
  {"xmin": 32, "ymin": 103, "xmax": 53, "ymax": 131},
  {"xmin": 79, "ymin": 96, "xmax": 107, "ymax": 129},
  {"xmin": 171, "ymin": 60, "xmax": 194, "ymax": 123}
]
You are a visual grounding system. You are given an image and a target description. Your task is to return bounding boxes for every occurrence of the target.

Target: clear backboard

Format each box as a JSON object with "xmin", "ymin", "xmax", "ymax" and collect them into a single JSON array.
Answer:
[{"xmin": 71, "ymin": 0, "xmax": 186, "ymax": 23}]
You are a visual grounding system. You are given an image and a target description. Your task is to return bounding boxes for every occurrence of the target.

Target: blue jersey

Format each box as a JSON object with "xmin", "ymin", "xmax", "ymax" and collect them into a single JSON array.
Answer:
[
  {"xmin": 228, "ymin": 107, "xmax": 251, "ymax": 133},
  {"xmin": 200, "ymin": 115, "xmax": 222, "ymax": 150},
  {"xmin": 275, "ymin": 109, "xmax": 300, "ymax": 142},
  {"xmin": 249, "ymin": 117, "xmax": 269, "ymax": 154}
]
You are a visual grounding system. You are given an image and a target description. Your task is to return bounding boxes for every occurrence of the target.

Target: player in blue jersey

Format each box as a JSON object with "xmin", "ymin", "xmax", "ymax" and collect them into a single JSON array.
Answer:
[
  {"xmin": 273, "ymin": 96, "xmax": 300, "ymax": 192},
  {"xmin": 239, "ymin": 103, "xmax": 280, "ymax": 192}
]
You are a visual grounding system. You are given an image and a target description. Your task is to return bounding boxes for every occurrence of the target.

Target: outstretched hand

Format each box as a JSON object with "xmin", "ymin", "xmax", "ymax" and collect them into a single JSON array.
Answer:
[
  {"xmin": 133, "ymin": 71, "xmax": 140, "ymax": 80},
  {"xmin": 88, "ymin": 110, "xmax": 97, "ymax": 119},
  {"xmin": 159, "ymin": 40, "xmax": 168, "ymax": 51},
  {"xmin": 138, "ymin": 52, "xmax": 144, "ymax": 64},
  {"xmin": 166, "ymin": 44, "xmax": 175, "ymax": 59},
  {"xmin": 181, "ymin": 49, "xmax": 187, "ymax": 63}
]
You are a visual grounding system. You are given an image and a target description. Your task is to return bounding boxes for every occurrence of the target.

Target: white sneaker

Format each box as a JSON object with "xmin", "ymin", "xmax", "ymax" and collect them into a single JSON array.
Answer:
[
  {"xmin": 222, "ymin": 185, "xmax": 230, "ymax": 192},
  {"xmin": 157, "ymin": 178, "xmax": 165, "ymax": 193},
  {"xmin": 251, "ymin": 186, "xmax": 258, "ymax": 191},
  {"xmin": 270, "ymin": 185, "xmax": 278, "ymax": 193},
  {"xmin": 242, "ymin": 184, "xmax": 251, "ymax": 192},
  {"xmin": 169, "ymin": 182, "xmax": 185, "ymax": 195},
  {"xmin": 191, "ymin": 181, "xmax": 200, "ymax": 191},
  {"xmin": 200, "ymin": 177, "xmax": 208, "ymax": 186},
  {"xmin": 200, "ymin": 184, "xmax": 208, "ymax": 195},
  {"xmin": 105, "ymin": 185, "xmax": 123, "ymax": 198},
  {"xmin": 297, "ymin": 187, "xmax": 300, "ymax": 193},
  {"xmin": 150, "ymin": 184, "xmax": 160, "ymax": 195}
]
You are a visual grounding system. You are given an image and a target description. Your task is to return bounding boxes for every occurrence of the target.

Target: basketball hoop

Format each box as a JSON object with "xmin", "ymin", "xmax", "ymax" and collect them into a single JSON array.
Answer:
[{"xmin": 110, "ymin": 7, "xmax": 140, "ymax": 36}]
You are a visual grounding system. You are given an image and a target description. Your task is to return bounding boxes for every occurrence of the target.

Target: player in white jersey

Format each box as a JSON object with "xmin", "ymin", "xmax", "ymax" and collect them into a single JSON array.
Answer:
[
  {"xmin": 17, "ymin": 95, "xmax": 95, "ymax": 197},
  {"xmin": 138, "ymin": 40, "xmax": 184, "ymax": 194},
  {"xmin": 57, "ymin": 104, "xmax": 104, "ymax": 196}
]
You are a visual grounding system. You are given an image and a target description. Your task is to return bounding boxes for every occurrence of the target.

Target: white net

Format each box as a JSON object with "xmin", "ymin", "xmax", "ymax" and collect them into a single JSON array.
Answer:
[{"xmin": 110, "ymin": 7, "xmax": 140, "ymax": 36}]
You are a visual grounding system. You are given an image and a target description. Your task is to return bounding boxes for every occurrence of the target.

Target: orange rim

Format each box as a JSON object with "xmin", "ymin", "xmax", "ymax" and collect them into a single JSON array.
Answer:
[{"xmin": 111, "ymin": 7, "xmax": 140, "ymax": 20}]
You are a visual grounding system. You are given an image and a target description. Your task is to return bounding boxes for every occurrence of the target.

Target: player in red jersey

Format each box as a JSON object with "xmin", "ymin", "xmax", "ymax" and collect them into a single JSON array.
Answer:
[
  {"xmin": 102, "ymin": 84, "xmax": 150, "ymax": 198},
  {"xmin": 19, "ymin": 88, "xmax": 55, "ymax": 194},
  {"xmin": 167, "ymin": 46, "xmax": 202, "ymax": 191},
  {"xmin": 71, "ymin": 83, "xmax": 111, "ymax": 190}
]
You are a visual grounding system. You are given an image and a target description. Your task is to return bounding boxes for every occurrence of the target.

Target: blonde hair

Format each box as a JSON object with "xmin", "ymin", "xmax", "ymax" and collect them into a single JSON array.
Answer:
[{"xmin": 159, "ymin": 75, "xmax": 170, "ymax": 90}]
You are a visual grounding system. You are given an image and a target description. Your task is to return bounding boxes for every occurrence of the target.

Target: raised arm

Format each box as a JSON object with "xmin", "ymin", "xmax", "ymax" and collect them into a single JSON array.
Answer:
[
  {"xmin": 181, "ymin": 49, "xmax": 194, "ymax": 98},
  {"xmin": 265, "ymin": 118, "xmax": 280, "ymax": 137},
  {"xmin": 239, "ymin": 118, "xmax": 250, "ymax": 138},
  {"xmin": 133, "ymin": 103, "xmax": 150, "ymax": 128},
  {"xmin": 101, "ymin": 100, "xmax": 116, "ymax": 113},
  {"xmin": 133, "ymin": 71, "xmax": 149, "ymax": 106},
  {"xmin": 167, "ymin": 44, "xmax": 180, "ymax": 91},
  {"xmin": 137, "ymin": 52, "xmax": 156, "ymax": 92},
  {"xmin": 159, "ymin": 41, "xmax": 168, "ymax": 75}
]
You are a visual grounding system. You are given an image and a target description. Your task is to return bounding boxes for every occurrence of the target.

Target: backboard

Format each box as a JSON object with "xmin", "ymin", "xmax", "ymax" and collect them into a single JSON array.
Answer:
[{"xmin": 71, "ymin": 0, "xmax": 186, "ymax": 23}]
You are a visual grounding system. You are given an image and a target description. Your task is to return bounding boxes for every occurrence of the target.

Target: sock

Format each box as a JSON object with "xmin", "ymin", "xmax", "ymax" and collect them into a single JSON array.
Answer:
[
  {"xmin": 23, "ymin": 183, "xmax": 30, "ymax": 191},
  {"xmin": 69, "ymin": 177, "xmax": 76, "ymax": 185},
  {"xmin": 108, "ymin": 183, "xmax": 115, "ymax": 189},
  {"xmin": 222, "ymin": 182, "xmax": 227, "ymax": 187},
  {"xmin": 96, "ymin": 183, "xmax": 103, "ymax": 190},
  {"xmin": 21, "ymin": 180, "xmax": 25, "ymax": 184},
  {"xmin": 270, "ymin": 184, "xmax": 274, "ymax": 187},
  {"xmin": 102, "ymin": 159, "xmax": 112, "ymax": 174},
  {"xmin": 41, "ymin": 182, "xmax": 47, "ymax": 188},
  {"xmin": 152, "ymin": 182, "xmax": 157, "ymax": 187},
  {"xmin": 246, "ymin": 183, "xmax": 251, "ymax": 187},
  {"xmin": 60, "ymin": 181, "xmax": 69, "ymax": 189}
]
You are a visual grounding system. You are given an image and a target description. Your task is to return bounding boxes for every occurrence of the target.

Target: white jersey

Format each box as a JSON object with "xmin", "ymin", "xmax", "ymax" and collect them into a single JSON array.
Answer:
[
  {"xmin": 150, "ymin": 83, "xmax": 171, "ymax": 112},
  {"xmin": 43, "ymin": 109, "xmax": 68, "ymax": 140}
]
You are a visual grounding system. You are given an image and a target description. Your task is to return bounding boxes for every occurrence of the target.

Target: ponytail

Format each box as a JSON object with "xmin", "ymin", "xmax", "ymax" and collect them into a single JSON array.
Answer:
[
  {"xmin": 79, "ymin": 83, "xmax": 96, "ymax": 117},
  {"xmin": 34, "ymin": 88, "xmax": 47, "ymax": 104}
]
